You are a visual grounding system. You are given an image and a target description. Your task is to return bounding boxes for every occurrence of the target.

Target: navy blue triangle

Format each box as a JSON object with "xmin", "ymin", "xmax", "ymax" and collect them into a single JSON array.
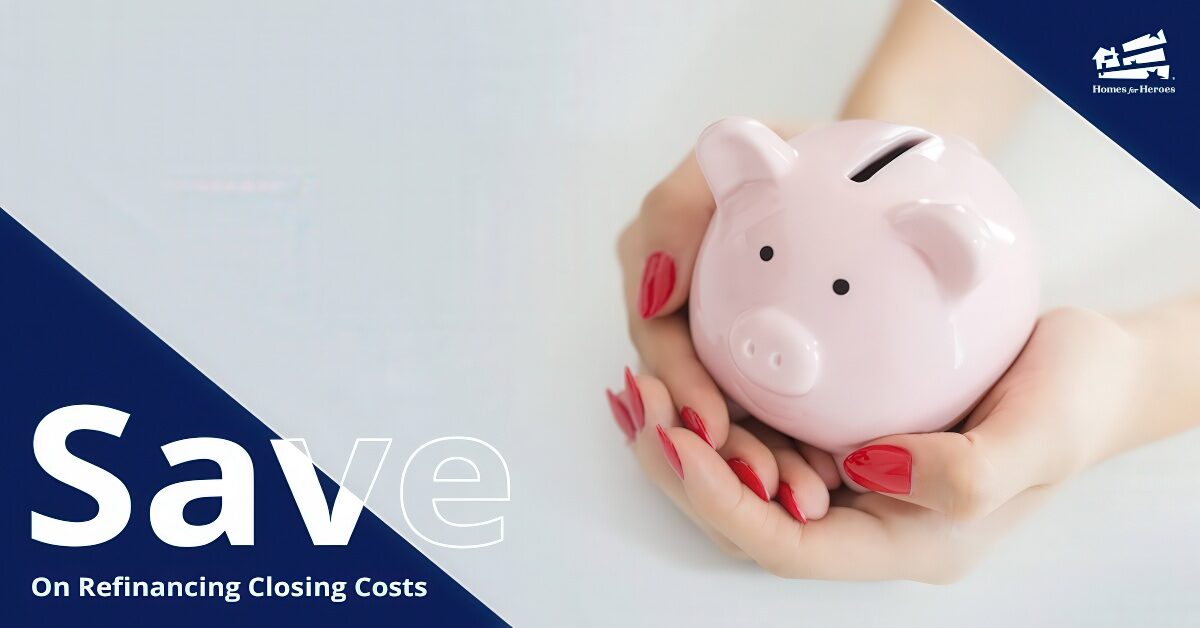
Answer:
[
  {"xmin": 1, "ymin": 208, "xmax": 507, "ymax": 626},
  {"xmin": 937, "ymin": 0, "xmax": 1200, "ymax": 208}
]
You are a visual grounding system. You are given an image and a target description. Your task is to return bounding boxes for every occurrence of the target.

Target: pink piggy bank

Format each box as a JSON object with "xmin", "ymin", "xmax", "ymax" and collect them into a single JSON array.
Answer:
[{"xmin": 689, "ymin": 118, "xmax": 1038, "ymax": 465}]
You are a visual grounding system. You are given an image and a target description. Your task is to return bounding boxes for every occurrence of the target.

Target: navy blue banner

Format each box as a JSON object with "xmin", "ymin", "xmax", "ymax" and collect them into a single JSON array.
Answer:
[
  {"xmin": 938, "ymin": 0, "xmax": 1200, "ymax": 208},
  {"xmin": 0, "ymin": 208, "xmax": 506, "ymax": 626}
]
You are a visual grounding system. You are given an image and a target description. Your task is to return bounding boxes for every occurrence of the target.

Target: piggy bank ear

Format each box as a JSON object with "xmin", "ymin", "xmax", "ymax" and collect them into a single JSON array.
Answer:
[
  {"xmin": 891, "ymin": 202, "xmax": 995, "ymax": 297},
  {"xmin": 696, "ymin": 117, "xmax": 797, "ymax": 205}
]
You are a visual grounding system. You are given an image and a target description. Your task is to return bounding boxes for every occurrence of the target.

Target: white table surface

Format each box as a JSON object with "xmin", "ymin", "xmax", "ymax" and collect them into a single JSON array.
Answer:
[{"xmin": 3, "ymin": 2, "xmax": 1199, "ymax": 625}]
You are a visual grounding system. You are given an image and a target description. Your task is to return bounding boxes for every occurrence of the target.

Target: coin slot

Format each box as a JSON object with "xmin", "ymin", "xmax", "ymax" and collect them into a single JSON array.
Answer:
[{"xmin": 848, "ymin": 134, "xmax": 932, "ymax": 183}]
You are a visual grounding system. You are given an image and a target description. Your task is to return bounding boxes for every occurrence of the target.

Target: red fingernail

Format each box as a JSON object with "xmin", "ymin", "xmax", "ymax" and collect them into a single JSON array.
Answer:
[
  {"xmin": 680, "ymin": 406, "xmax": 714, "ymax": 448},
  {"xmin": 843, "ymin": 444, "xmax": 912, "ymax": 494},
  {"xmin": 638, "ymin": 251, "xmax": 676, "ymax": 319},
  {"xmin": 777, "ymin": 482, "xmax": 807, "ymax": 524},
  {"xmin": 623, "ymin": 366, "xmax": 645, "ymax": 431},
  {"xmin": 727, "ymin": 458, "xmax": 768, "ymax": 501},
  {"xmin": 606, "ymin": 389, "xmax": 635, "ymax": 442},
  {"xmin": 657, "ymin": 425, "xmax": 684, "ymax": 479}
]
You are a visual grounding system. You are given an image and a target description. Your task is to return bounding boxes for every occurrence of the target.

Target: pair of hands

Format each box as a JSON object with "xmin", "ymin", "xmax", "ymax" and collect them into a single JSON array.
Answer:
[{"xmin": 607, "ymin": 133, "xmax": 1159, "ymax": 582}]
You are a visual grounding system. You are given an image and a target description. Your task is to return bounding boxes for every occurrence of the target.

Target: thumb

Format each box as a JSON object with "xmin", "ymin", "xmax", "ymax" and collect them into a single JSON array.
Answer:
[
  {"xmin": 841, "ymin": 408, "xmax": 1065, "ymax": 521},
  {"xmin": 620, "ymin": 153, "xmax": 713, "ymax": 320}
]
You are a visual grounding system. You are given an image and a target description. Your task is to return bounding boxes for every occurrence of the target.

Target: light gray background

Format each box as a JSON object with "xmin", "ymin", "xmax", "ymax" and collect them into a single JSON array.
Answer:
[{"xmin": 3, "ymin": 1, "xmax": 1198, "ymax": 626}]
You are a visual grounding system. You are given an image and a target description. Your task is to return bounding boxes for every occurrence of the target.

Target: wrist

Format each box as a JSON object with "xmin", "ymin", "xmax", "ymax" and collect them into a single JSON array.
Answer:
[{"xmin": 1118, "ymin": 298, "xmax": 1200, "ymax": 444}]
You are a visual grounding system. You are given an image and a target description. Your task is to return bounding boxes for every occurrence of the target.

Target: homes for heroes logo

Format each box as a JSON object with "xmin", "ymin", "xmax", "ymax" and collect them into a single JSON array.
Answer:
[{"xmin": 1093, "ymin": 29, "xmax": 1176, "ymax": 94}]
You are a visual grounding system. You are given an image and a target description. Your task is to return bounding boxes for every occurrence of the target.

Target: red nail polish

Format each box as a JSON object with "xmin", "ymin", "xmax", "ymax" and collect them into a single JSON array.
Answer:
[
  {"xmin": 656, "ymin": 425, "xmax": 684, "ymax": 479},
  {"xmin": 638, "ymin": 251, "xmax": 676, "ymax": 319},
  {"xmin": 680, "ymin": 406, "xmax": 714, "ymax": 448},
  {"xmin": 777, "ymin": 482, "xmax": 807, "ymax": 524},
  {"xmin": 623, "ymin": 366, "xmax": 645, "ymax": 431},
  {"xmin": 843, "ymin": 444, "xmax": 912, "ymax": 494},
  {"xmin": 606, "ymin": 389, "xmax": 635, "ymax": 442},
  {"xmin": 727, "ymin": 458, "xmax": 768, "ymax": 501}
]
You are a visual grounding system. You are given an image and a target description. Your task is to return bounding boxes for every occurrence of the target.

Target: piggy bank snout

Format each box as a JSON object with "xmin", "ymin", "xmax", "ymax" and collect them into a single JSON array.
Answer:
[{"xmin": 728, "ymin": 308, "xmax": 819, "ymax": 397}]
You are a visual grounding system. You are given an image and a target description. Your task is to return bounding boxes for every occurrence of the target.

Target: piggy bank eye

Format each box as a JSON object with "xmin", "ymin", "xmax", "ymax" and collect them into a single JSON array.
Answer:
[
  {"xmin": 759, "ymin": 246, "xmax": 774, "ymax": 262},
  {"xmin": 832, "ymin": 279, "xmax": 850, "ymax": 295}
]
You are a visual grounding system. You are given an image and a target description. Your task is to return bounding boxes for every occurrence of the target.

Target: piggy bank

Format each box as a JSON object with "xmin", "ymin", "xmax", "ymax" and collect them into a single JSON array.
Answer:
[{"xmin": 689, "ymin": 118, "xmax": 1038, "ymax": 462}]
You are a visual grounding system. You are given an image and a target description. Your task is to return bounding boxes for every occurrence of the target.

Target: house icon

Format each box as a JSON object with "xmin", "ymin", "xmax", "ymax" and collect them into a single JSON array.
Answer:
[{"xmin": 1093, "ymin": 47, "xmax": 1119, "ymax": 70}]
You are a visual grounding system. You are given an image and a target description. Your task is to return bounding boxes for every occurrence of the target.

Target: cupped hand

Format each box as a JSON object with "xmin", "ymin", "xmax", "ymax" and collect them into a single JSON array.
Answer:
[
  {"xmin": 617, "ymin": 368, "xmax": 1051, "ymax": 582},
  {"xmin": 842, "ymin": 307, "xmax": 1150, "ymax": 520},
  {"xmin": 615, "ymin": 307, "xmax": 1164, "ymax": 582}
]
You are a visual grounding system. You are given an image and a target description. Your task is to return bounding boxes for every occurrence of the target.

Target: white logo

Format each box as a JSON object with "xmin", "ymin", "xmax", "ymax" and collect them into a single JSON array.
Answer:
[{"xmin": 1093, "ymin": 29, "xmax": 1169, "ymax": 79}]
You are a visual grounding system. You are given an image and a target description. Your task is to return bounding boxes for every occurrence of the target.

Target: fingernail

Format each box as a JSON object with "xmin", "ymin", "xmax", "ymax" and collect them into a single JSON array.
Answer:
[
  {"xmin": 606, "ymin": 389, "xmax": 635, "ymax": 442},
  {"xmin": 638, "ymin": 251, "xmax": 676, "ymax": 319},
  {"xmin": 656, "ymin": 425, "xmax": 684, "ymax": 479},
  {"xmin": 777, "ymin": 482, "xmax": 807, "ymax": 524},
  {"xmin": 680, "ymin": 406, "xmax": 714, "ymax": 448},
  {"xmin": 623, "ymin": 366, "xmax": 645, "ymax": 431},
  {"xmin": 843, "ymin": 444, "xmax": 912, "ymax": 494},
  {"xmin": 727, "ymin": 458, "xmax": 768, "ymax": 501}
]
